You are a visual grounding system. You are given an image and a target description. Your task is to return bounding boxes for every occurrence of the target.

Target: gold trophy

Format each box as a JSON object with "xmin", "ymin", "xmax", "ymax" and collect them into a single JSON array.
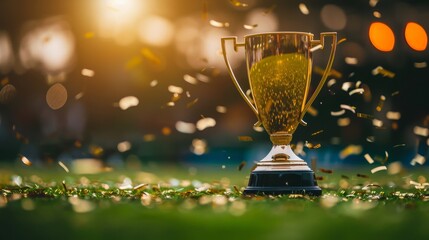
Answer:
[{"xmin": 221, "ymin": 32, "xmax": 337, "ymax": 195}]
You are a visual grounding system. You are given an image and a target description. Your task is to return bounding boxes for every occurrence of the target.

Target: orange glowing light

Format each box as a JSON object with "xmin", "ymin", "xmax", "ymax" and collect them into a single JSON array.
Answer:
[
  {"xmin": 369, "ymin": 22, "xmax": 395, "ymax": 52},
  {"xmin": 405, "ymin": 22, "xmax": 427, "ymax": 51}
]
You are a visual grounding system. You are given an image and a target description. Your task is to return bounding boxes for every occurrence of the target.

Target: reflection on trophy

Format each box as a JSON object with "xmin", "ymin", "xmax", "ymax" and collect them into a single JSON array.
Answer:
[{"xmin": 221, "ymin": 32, "xmax": 337, "ymax": 196}]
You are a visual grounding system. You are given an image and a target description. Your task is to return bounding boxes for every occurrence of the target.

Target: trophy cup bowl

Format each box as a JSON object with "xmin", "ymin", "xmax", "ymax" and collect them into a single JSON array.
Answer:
[{"xmin": 221, "ymin": 32, "xmax": 337, "ymax": 196}]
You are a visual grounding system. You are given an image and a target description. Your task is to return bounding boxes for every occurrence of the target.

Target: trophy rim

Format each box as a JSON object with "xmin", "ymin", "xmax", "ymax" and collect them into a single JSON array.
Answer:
[{"xmin": 244, "ymin": 31, "xmax": 314, "ymax": 38}]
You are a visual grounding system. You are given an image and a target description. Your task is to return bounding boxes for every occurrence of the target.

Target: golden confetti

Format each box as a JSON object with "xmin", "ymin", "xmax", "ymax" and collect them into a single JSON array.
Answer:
[
  {"xmin": 339, "ymin": 145, "xmax": 362, "ymax": 159},
  {"xmin": 125, "ymin": 56, "xmax": 142, "ymax": 69},
  {"xmin": 305, "ymin": 141, "xmax": 321, "ymax": 149},
  {"xmin": 413, "ymin": 126, "xmax": 429, "ymax": 137},
  {"xmin": 410, "ymin": 154, "xmax": 426, "ymax": 166},
  {"xmin": 118, "ymin": 96, "xmax": 139, "ymax": 110},
  {"xmin": 307, "ymin": 106, "xmax": 318, "ymax": 116},
  {"xmin": 349, "ymin": 88, "xmax": 364, "ymax": 96},
  {"xmin": 386, "ymin": 111, "xmax": 401, "ymax": 120},
  {"xmin": 196, "ymin": 117, "xmax": 216, "ymax": 131},
  {"xmin": 20, "ymin": 155, "xmax": 32, "ymax": 166},
  {"xmin": 364, "ymin": 153, "xmax": 375, "ymax": 164},
  {"xmin": 311, "ymin": 130, "xmax": 324, "ymax": 136},
  {"xmin": 366, "ymin": 136, "xmax": 375, "ymax": 142},
  {"xmin": 331, "ymin": 109, "xmax": 345, "ymax": 116},
  {"xmin": 209, "ymin": 20, "xmax": 230, "ymax": 28},
  {"xmin": 314, "ymin": 66, "xmax": 343, "ymax": 78},
  {"xmin": 376, "ymin": 95, "xmax": 386, "ymax": 112},
  {"xmin": 175, "ymin": 121, "xmax": 196, "ymax": 134},
  {"xmin": 216, "ymin": 106, "xmax": 227, "ymax": 113},
  {"xmin": 414, "ymin": 62, "xmax": 427, "ymax": 68},
  {"xmin": 141, "ymin": 48, "xmax": 162, "ymax": 65},
  {"xmin": 81, "ymin": 68, "xmax": 95, "ymax": 77},
  {"xmin": 238, "ymin": 161, "xmax": 246, "ymax": 171},
  {"xmin": 341, "ymin": 82, "xmax": 353, "ymax": 92},
  {"xmin": 243, "ymin": 24, "xmax": 258, "ymax": 29},
  {"xmin": 345, "ymin": 57, "xmax": 358, "ymax": 65},
  {"xmin": 372, "ymin": 119, "xmax": 384, "ymax": 128},
  {"xmin": 230, "ymin": 0, "xmax": 248, "ymax": 7},
  {"xmin": 340, "ymin": 104, "xmax": 356, "ymax": 114},
  {"xmin": 183, "ymin": 74, "xmax": 198, "ymax": 85},
  {"xmin": 168, "ymin": 85, "xmax": 184, "ymax": 94},
  {"xmin": 357, "ymin": 112, "xmax": 374, "ymax": 119},
  {"xmin": 391, "ymin": 91, "xmax": 399, "ymax": 96},
  {"xmin": 298, "ymin": 3, "xmax": 310, "ymax": 15},
  {"xmin": 238, "ymin": 136, "xmax": 253, "ymax": 142},
  {"xmin": 369, "ymin": 0, "xmax": 379, "ymax": 7},
  {"xmin": 373, "ymin": 11, "xmax": 382, "ymax": 18},
  {"xmin": 133, "ymin": 183, "xmax": 148, "ymax": 191},
  {"xmin": 150, "ymin": 80, "xmax": 158, "ymax": 87},
  {"xmin": 89, "ymin": 145, "xmax": 104, "ymax": 157},
  {"xmin": 75, "ymin": 92, "xmax": 84, "ymax": 100},
  {"xmin": 186, "ymin": 98, "xmax": 199, "ymax": 108},
  {"xmin": 58, "ymin": 161, "xmax": 70, "ymax": 173},
  {"xmin": 371, "ymin": 166, "xmax": 387, "ymax": 174},
  {"xmin": 191, "ymin": 138, "xmax": 207, "ymax": 155},
  {"xmin": 372, "ymin": 66, "xmax": 395, "ymax": 78},
  {"xmin": 327, "ymin": 78, "xmax": 336, "ymax": 87}
]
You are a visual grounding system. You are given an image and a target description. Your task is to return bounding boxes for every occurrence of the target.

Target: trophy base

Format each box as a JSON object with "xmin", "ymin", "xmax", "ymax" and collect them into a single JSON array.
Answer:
[
  {"xmin": 243, "ymin": 145, "xmax": 322, "ymax": 196},
  {"xmin": 243, "ymin": 170, "xmax": 321, "ymax": 196}
]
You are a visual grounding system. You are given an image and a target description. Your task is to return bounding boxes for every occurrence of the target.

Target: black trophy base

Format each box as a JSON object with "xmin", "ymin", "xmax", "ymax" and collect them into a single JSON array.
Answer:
[{"xmin": 243, "ymin": 170, "xmax": 322, "ymax": 196}]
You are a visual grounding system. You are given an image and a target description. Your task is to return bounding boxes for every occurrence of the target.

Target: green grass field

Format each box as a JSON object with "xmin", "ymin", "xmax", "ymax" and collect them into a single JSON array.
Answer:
[{"xmin": 0, "ymin": 164, "xmax": 428, "ymax": 240}]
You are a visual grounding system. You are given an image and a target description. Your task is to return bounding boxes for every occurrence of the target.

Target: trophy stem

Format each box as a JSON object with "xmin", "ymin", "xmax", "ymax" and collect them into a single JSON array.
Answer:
[{"xmin": 243, "ymin": 141, "xmax": 322, "ymax": 196}]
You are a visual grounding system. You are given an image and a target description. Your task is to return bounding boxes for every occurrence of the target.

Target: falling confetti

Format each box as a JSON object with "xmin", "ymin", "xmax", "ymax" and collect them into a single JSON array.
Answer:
[
  {"xmin": 337, "ymin": 118, "xmax": 350, "ymax": 127},
  {"xmin": 410, "ymin": 154, "xmax": 426, "ymax": 166},
  {"xmin": 349, "ymin": 88, "xmax": 364, "ymax": 96},
  {"xmin": 364, "ymin": 153, "xmax": 375, "ymax": 164},
  {"xmin": 372, "ymin": 66, "xmax": 395, "ymax": 78},
  {"xmin": 345, "ymin": 57, "xmax": 358, "ymax": 65},
  {"xmin": 371, "ymin": 166, "xmax": 387, "ymax": 174},
  {"xmin": 238, "ymin": 136, "xmax": 253, "ymax": 142},
  {"xmin": 372, "ymin": 119, "xmax": 384, "ymax": 128},
  {"xmin": 376, "ymin": 95, "xmax": 386, "ymax": 112},
  {"xmin": 386, "ymin": 111, "xmax": 401, "ymax": 120},
  {"xmin": 414, "ymin": 62, "xmax": 427, "ymax": 68},
  {"xmin": 118, "ymin": 96, "xmax": 139, "ymax": 110},
  {"xmin": 150, "ymin": 80, "xmax": 158, "ymax": 87},
  {"xmin": 373, "ymin": 11, "xmax": 382, "ymax": 18},
  {"xmin": 191, "ymin": 138, "xmax": 207, "ymax": 155},
  {"xmin": 340, "ymin": 104, "xmax": 356, "ymax": 114},
  {"xmin": 168, "ymin": 85, "xmax": 184, "ymax": 94},
  {"xmin": 183, "ymin": 74, "xmax": 198, "ymax": 85},
  {"xmin": 339, "ymin": 145, "xmax": 362, "ymax": 159},
  {"xmin": 81, "ymin": 68, "xmax": 95, "ymax": 77},
  {"xmin": 20, "ymin": 155, "xmax": 32, "ymax": 166},
  {"xmin": 331, "ymin": 109, "xmax": 345, "ymax": 116},
  {"xmin": 216, "ymin": 106, "xmax": 227, "ymax": 113},
  {"xmin": 58, "ymin": 161, "xmax": 70, "ymax": 173},
  {"xmin": 209, "ymin": 20, "xmax": 229, "ymax": 28},
  {"xmin": 357, "ymin": 113, "xmax": 374, "ymax": 120},
  {"xmin": 298, "ymin": 3, "xmax": 310, "ymax": 15},
  {"xmin": 230, "ymin": 0, "xmax": 248, "ymax": 7},
  {"xmin": 175, "ymin": 121, "xmax": 196, "ymax": 134},
  {"xmin": 196, "ymin": 117, "xmax": 216, "ymax": 131},
  {"xmin": 413, "ymin": 126, "xmax": 429, "ymax": 137},
  {"xmin": 243, "ymin": 24, "xmax": 258, "ymax": 29}
]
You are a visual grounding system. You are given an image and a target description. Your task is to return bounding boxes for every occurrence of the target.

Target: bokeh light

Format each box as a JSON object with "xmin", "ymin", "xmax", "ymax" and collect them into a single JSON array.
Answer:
[
  {"xmin": 19, "ymin": 18, "xmax": 75, "ymax": 73},
  {"xmin": 320, "ymin": 4, "xmax": 347, "ymax": 30},
  {"xmin": 46, "ymin": 83, "xmax": 68, "ymax": 110},
  {"xmin": 138, "ymin": 15, "xmax": 174, "ymax": 47},
  {"xmin": 244, "ymin": 8, "xmax": 279, "ymax": 33},
  {"xmin": 369, "ymin": 22, "xmax": 395, "ymax": 52},
  {"xmin": 404, "ymin": 22, "xmax": 428, "ymax": 51}
]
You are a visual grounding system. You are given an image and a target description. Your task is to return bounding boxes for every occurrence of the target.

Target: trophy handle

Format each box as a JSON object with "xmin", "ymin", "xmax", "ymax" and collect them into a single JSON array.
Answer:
[
  {"xmin": 300, "ymin": 32, "xmax": 337, "ymax": 122},
  {"xmin": 221, "ymin": 37, "xmax": 262, "ymax": 127}
]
